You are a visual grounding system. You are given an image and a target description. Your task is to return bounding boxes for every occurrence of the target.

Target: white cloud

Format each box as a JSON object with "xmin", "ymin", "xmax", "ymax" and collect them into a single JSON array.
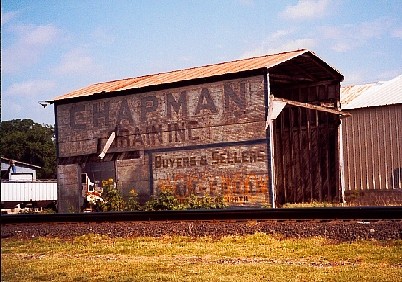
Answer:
[
  {"xmin": 91, "ymin": 27, "xmax": 116, "ymax": 45},
  {"xmin": 269, "ymin": 38, "xmax": 316, "ymax": 53},
  {"xmin": 341, "ymin": 70, "xmax": 367, "ymax": 85},
  {"xmin": 241, "ymin": 29, "xmax": 316, "ymax": 58},
  {"xmin": 55, "ymin": 48, "xmax": 98, "ymax": 75},
  {"xmin": 3, "ymin": 80, "xmax": 56, "ymax": 97},
  {"xmin": 1, "ymin": 97, "xmax": 55, "ymax": 124},
  {"xmin": 391, "ymin": 27, "xmax": 402, "ymax": 39},
  {"xmin": 238, "ymin": 0, "xmax": 254, "ymax": 6},
  {"xmin": 331, "ymin": 42, "xmax": 353, "ymax": 53},
  {"xmin": 358, "ymin": 19, "xmax": 390, "ymax": 40},
  {"xmin": 1, "ymin": 24, "xmax": 61, "ymax": 73},
  {"xmin": 271, "ymin": 29, "xmax": 294, "ymax": 39},
  {"xmin": 342, "ymin": 68, "xmax": 402, "ymax": 86},
  {"xmin": 2, "ymin": 101, "xmax": 24, "ymax": 119},
  {"xmin": 319, "ymin": 18, "xmax": 392, "ymax": 52},
  {"xmin": 1, "ymin": 10, "xmax": 19, "ymax": 26},
  {"xmin": 22, "ymin": 24, "xmax": 60, "ymax": 45},
  {"xmin": 280, "ymin": 0, "xmax": 331, "ymax": 20},
  {"xmin": 376, "ymin": 69, "xmax": 402, "ymax": 82}
]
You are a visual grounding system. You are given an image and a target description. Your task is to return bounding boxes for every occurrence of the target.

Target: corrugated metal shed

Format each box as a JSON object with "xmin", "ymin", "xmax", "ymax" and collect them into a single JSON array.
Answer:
[
  {"xmin": 1, "ymin": 182, "xmax": 57, "ymax": 202},
  {"xmin": 52, "ymin": 49, "xmax": 342, "ymax": 102},
  {"xmin": 1, "ymin": 157, "xmax": 41, "ymax": 181},
  {"xmin": 341, "ymin": 74, "xmax": 402, "ymax": 199},
  {"xmin": 342, "ymin": 75, "xmax": 402, "ymax": 109}
]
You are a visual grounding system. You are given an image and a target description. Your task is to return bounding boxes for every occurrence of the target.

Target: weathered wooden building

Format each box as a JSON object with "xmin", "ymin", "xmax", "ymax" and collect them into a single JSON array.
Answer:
[
  {"xmin": 50, "ymin": 49, "xmax": 345, "ymax": 212},
  {"xmin": 341, "ymin": 75, "xmax": 402, "ymax": 204}
]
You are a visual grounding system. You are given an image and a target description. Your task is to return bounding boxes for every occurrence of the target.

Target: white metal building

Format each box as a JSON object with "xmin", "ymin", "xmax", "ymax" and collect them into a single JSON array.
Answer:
[
  {"xmin": 1, "ymin": 157, "xmax": 41, "ymax": 181},
  {"xmin": 340, "ymin": 75, "xmax": 402, "ymax": 204}
]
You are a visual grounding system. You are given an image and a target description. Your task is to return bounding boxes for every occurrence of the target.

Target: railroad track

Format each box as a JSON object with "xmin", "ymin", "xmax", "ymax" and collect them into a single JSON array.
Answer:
[{"xmin": 2, "ymin": 206, "xmax": 402, "ymax": 224}]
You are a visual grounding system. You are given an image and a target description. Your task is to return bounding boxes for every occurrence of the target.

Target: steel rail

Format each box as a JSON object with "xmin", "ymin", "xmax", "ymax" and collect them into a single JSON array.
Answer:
[{"xmin": 1, "ymin": 207, "xmax": 401, "ymax": 224}]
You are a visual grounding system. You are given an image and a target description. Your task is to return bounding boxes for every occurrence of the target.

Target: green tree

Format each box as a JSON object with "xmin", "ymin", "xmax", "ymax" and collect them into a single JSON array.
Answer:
[{"xmin": 0, "ymin": 119, "xmax": 56, "ymax": 179}]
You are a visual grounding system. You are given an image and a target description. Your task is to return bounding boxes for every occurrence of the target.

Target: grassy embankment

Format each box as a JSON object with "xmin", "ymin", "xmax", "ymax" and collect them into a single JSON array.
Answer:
[{"xmin": 2, "ymin": 233, "xmax": 401, "ymax": 282}]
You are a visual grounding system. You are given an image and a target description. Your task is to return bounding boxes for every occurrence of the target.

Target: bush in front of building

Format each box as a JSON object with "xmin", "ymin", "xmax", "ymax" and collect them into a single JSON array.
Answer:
[
  {"xmin": 125, "ymin": 190, "xmax": 227, "ymax": 211},
  {"xmin": 143, "ymin": 190, "xmax": 185, "ymax": 211},
  {"xmin": 126, "ymin": 189, "xmax": 141, "ymax": 211},
  {"xmin": 185, "ymin": 193, "xmax": 227, "ymax": 210},
  {"xmin": 97, "ymin": 179, "xmax": 126, "ymax": 212},
  {"xmin": 90, "ymin": 179, "xmax": 228, "ymax": 212}
]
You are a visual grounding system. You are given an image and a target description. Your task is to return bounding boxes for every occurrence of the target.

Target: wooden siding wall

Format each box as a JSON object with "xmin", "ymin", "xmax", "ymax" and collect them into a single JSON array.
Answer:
[
  {"xmin": 272, "ymin": 83, "xmax": 340, "ymax": 205},
  {"xmin": 56, "ymin": 76, "xmax": 266, "ymax": 156},
  {"xmin": 57, "ymin": 164, "xmax": 82, "ymax": 212},
  {"xmin": 56, "ymin": 75, "xmax": 270, "ymax": 211},
  {"xmin": 116, "ymin": 156, "xmax": 150, "ymax": 204},
  {"xmin": 342, "ymin": 104, "xmax": 402, "ymax": 191},
  {"xmin": 152, "ymin": 143, "xmax": 269, "ymax": 204}
]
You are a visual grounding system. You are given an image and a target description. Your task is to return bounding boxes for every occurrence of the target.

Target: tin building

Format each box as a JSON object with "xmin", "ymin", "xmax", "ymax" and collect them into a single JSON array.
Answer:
[
  {"xmin": 341, "ymin": 75, "xmax": 402, "ymax": 204},
  {"xmin": 50, "ymin": 49, "xmax": 345, "ymax": 212},
  {"xmin": 1, "ymin": 157, "xmax": 57, "ymax": 212},
  {"xmin": 1, "ymin": 157, "xmax": 40, "ymax": 181}
]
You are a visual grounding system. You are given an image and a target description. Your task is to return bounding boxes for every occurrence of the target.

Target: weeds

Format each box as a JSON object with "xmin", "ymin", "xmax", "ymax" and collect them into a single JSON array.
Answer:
[{"xmin": 88, "ymin": 182, "xmax": 228, "ymax": 212}]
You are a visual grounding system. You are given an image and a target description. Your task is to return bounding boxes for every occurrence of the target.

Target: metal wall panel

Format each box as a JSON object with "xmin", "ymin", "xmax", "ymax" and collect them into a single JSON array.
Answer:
[
  {"xmin": 1, "ymin": 181, "xmax": 57, "ymax": 202},
  {"xmin": 342, "ymin": 104, "xmax": 402, "ymax": 191}
]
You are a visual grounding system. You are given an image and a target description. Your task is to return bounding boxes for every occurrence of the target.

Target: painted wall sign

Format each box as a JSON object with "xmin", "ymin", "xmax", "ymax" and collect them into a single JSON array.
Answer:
[
  {"xmin": 56, "ymin": 76, "xmax": 266, "ymax": 157},
  {"xmin": 153, "ymin": 144, "xmax": 269, "ymax": 205}
]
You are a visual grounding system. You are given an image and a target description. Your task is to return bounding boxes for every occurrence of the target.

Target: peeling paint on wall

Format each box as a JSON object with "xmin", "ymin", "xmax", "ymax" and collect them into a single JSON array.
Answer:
[{"xmin": 152, "ymin": 144, "xmax": 269, "ymax": 205}]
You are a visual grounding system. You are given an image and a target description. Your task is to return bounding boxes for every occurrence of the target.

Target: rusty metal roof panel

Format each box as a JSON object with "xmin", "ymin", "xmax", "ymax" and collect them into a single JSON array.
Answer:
[
  {"xmin": 340, "ymin": 83, "xmax": 378, "ymax": 105},
  {"xmin": 52, "ymin": 49, "xmax": 341, "ymax": 102},
  {"xmin": 341, "ymin": 75, "xmax": 402, "ymax": 109}
]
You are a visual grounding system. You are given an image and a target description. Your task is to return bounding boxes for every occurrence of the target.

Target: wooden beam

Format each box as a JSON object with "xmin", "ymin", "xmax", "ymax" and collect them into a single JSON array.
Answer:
[
  {"xmin": 269, "ymin": 73, "xmax": 314, "ymax": 82},
  {"xmin": 272, "ymin": 96, "xmax": 350, "ymax": 117}
]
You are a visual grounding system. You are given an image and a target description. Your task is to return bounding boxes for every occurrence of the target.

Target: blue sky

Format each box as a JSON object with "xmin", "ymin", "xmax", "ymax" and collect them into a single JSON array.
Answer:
[{"xmin": 2, "ymin": 0, "xmax": 402, "ymax": 125}]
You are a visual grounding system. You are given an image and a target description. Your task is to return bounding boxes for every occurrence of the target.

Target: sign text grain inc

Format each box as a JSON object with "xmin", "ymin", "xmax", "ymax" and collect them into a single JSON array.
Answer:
[{"xmin": 57, "ymin": 77, "xmax": 266, "ymax": 156}]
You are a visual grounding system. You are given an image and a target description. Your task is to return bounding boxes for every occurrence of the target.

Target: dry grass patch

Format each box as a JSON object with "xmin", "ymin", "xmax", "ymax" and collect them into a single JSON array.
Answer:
[{"xmin": 2, "ymin": 233, "xmax": 401, "ymax": 282}]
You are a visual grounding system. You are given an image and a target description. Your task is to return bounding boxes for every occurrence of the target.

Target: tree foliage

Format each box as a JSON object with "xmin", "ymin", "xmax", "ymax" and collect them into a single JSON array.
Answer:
[{"xmin": 0, "ymin": 119, "xmax": 56, "ymax": 179}]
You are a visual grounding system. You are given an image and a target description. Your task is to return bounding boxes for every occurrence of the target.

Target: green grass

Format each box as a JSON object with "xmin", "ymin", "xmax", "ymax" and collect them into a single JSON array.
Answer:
[{"xmin": 2, "ymin": 233, "xmax": 402, "ymax": 282}]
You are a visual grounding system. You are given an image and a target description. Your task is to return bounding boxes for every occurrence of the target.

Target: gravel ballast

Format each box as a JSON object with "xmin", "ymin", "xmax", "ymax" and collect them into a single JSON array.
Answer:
[{"xmin": 2, "ymin": 220, "xmax": 402, "ymax": 241}]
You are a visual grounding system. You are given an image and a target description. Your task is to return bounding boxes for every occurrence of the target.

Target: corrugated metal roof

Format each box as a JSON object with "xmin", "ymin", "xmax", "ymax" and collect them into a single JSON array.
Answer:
[
  {"xmin": 340, "ymin": 83, "xmax": 379, "ymax": 105},
  {"xmin": 51, "ymin": 49, "xmax": 341, "ymax": 102},
  {"xmin": 341, "ymin": 74, "xmax": 402, "ymax": 109},
  {"xmin": 1, "ymin": 156, "xmax": 41, "ymax": 169}
]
